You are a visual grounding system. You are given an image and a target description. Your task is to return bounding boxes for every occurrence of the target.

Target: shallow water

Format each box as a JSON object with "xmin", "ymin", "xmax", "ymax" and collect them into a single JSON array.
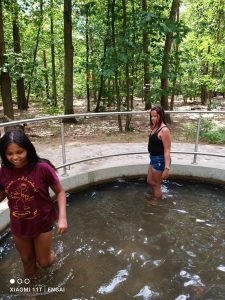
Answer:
[{"xmin": 0, "ymin": 179, "xmax": 225, "ymax": 300}]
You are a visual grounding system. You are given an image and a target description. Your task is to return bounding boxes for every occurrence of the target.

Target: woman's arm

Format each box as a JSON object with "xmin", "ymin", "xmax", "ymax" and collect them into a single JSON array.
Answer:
[
  {"xmin": 160, "ymin": 127, "xmax": 171, "ymax": 180},
  {"xmin": 51, "ymin": 182, "xmax": 68, "ymax": 234}
]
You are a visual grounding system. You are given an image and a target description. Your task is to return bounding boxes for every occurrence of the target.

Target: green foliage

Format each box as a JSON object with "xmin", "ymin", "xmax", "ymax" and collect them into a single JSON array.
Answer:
[
  {"xmin": 40, "ymin": 103, "xmax": 64, "ymax": 115},
  {"xmin": 186, "ymin": 117, "xmax": 225, "ymax": 145},
  {"xmin": 202, "ymin": 128, "xmax": 225, "ymax": 144},
  {"xmin": 1, "ymin": 0, "xmax": 225, "ymax": 119}
]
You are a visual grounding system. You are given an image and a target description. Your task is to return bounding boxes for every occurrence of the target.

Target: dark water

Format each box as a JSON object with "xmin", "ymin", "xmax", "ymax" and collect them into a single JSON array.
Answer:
[{"xmin": 0, "ymin": 179, "xmax": 225, "ymax": 300}]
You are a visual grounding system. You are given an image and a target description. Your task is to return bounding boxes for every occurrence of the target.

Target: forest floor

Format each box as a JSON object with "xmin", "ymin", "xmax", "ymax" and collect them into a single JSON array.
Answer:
[{"xmin": 3, "ymin": 96, "xmax": 225, "ymax": 151}]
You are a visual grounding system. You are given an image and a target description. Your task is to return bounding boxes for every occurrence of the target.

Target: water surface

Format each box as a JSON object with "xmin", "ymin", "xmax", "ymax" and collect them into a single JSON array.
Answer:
[{"xmin": 0, "ymin": 179, "xmax": 225, "ymax": 299}]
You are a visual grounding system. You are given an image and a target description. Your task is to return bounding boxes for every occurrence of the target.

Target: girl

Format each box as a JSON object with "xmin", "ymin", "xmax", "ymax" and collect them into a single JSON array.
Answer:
[
  {"xmin": 0, "ymin": 130, "xmax": 67, "ymax": 277},
  {"xmin": 147, "ymin": 106, "xmax": 171, "ymax": 200}
]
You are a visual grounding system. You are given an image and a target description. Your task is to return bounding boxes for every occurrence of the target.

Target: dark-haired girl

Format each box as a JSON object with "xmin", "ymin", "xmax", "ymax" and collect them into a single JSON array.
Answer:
[
  {"xmin": 147, "ymin": 106, "xmax": 171, "ymax": 200},
  {"xmin": 0, "ymin": 130, "xmax": 67, "ymax": 277}
]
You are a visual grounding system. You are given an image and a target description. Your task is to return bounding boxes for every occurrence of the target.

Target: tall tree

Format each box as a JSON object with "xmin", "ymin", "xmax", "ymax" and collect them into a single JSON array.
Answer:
[
  {"xmin": 95, "ymin": 0, "xmax": 111, "ymax": 112},
  {"xmin": 111, "ymin": 0, "xmax": 122, "ymax": 131},
  {"xmin": 160, "ymin": 0, "xmax": 179, "ymax": 111},
  {"xmin": 43, "ymin": 49, "xmax": 50, "ymax": 100},
  {"xmin": 26, "ymin": 0, "xmax": 43, "ymax": 105},
  {"xmin": 64, "ymin": 0, "xmax": 75, "ymax": 121},
  {"xmin": 170, "ymin": 1, "xmax": 180, "ymax": 110},
  {"xmin": 12, "ymin": 0, "xmax": 27, "ymax": 110},
  {"xmin": 142, "ymin": 0, "xmax": 151, "ymax": 110},
  {"xmin": 50, "ymin": 0, "xmax": 57, "ymax": 106},
  {"xmin": 122, "ymin": 0, "xmax": 131, "ymax": 131},
  {"xmin": 0, "ymin": 0, "xmax": 14, "ymax": 119}
]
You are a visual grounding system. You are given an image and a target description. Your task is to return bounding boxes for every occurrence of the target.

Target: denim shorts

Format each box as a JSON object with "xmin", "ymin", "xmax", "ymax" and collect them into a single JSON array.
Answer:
[{"xmin": 150, "ymin": 155, "xmax": 165, "ymax": 172}]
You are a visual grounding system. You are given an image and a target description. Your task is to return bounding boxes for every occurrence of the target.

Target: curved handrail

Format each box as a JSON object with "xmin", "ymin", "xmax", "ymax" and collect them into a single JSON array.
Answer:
[
  {"xmin": 0, "ymin": 110, "xmax": 224, "ymax": 174},
  {"xmin": 0, "ymin": 110, "xmax": 224, "ymax": 128},
  {"xmin": 56, "ymin": 150, "xmax": 225, "ymax": 173}
]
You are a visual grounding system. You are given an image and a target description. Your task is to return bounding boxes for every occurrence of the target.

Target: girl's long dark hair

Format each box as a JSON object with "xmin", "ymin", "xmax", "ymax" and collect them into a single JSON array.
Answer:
[
  {"xmin": 0, "ymin": 130, "xmax": 55, "ymax": 170},
  {"xmin": 150, "ymin": 105, "xmax": 167, "ymax": 129}
]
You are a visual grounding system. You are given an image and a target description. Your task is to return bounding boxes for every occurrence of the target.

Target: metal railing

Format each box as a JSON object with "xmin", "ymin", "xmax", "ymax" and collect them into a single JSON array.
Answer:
[{"xmin": 0, "ymin": 110, "xmax": 224, "ymax": 175}]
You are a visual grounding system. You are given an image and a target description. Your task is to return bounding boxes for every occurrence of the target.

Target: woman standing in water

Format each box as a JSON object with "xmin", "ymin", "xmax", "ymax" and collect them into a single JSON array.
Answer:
[
  {"xmin": 147, "ymin": 105, "xmax": 171, "ymax": 200},
  {"xmin": 0, "ymin": 130, "xmax": 67, "ymax": 277}
]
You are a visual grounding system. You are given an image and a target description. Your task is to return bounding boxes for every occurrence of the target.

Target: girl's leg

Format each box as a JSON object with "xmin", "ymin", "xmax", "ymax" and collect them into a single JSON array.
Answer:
[
  {"xmin": 13, "ymin": 235, "xmax": 37, "ymax": 277},
  {"xmin": 33, "ymin": 231, "xmax": 55, "ymax": 268},
  {"xmin": 147, "ymin": 165, "xmax": 163, "ymax": 199}
]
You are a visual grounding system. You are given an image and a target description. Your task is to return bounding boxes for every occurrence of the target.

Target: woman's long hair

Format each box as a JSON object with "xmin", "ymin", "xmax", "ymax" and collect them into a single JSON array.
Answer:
[
  {"xmin": 0, "ymin": 130, "xmax": 55, "ymax": 169},
  {"xmin": 149, "ymin": 105, "xmax": 167, "ymax": 129}
]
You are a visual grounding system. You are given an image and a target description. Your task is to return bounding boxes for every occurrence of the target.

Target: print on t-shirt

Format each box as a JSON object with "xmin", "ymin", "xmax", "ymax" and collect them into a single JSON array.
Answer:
[{"xmin": 5, "ymin": 176, "xmax": 40, "ymax": 220}]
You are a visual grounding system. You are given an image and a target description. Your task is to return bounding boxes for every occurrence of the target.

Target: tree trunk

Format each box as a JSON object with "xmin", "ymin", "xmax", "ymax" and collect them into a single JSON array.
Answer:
[
  {"xmin": 43, "ymin": 49, "xmax": 50, "ymax": 100},
  {"xmin": 130, "ymin": 0, "xmax": 135, "ymax": 110},
  {"xmin": 85, "ymin": 5, "xmax": 90, "ymax": 112},
  {"xmin": 26, "ymin": 0, "xmax": 43, "ymax": 104},
  {"xmin": 160, "ymin": 0, "xmax": 179, "ymax": 114},
  {"xmin": 111, "ymin": 0, "xmax": 122, "ymax": 132},
  {"xmin": 95, "ymin": 0, "xmax": 110, "ymax": 112},
  {"xmin": 122, "ymin": 0, "xmax": 131, "ymax": 131},
  {"xmin": 63, "ymin": 0, "xmax": 76, "ymax": 122},
  {"xmin": 12, "ymin": 0, "xmax": 27, "ymax": 110},
  {"xmin": 0, "ymin": 0, "xmax": 14, "ymax": 119},
  {"xmin": 170, "ymin": 2, "xmax": 180, "ymax": 110},
  {"xmin": 142, "ymin": 0, "xmax": 151, "ymax": 110},
  {"xmin": 50, "ymin": 0, "xmax": 57, "ymax": 106},
  {"xmin": 209, "ymin": 0, "xmax": 222, "ymax": 104},
  {"xmin": 201, "ymin": 46, "xmax": 210, "ymax": 105}
]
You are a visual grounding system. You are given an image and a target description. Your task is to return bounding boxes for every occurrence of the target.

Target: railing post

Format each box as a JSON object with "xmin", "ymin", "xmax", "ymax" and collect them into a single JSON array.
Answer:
[
  {"xmin": 192, "ymin": 115, "xmax": 201, "ymax": 164},
  {"xmin": 60, "ymin": 121, "xmax": 68, "ymax": 176}
]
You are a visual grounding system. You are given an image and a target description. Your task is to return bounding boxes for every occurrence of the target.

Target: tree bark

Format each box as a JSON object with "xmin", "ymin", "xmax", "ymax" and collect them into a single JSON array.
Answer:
[
  {"xmin": 170, "ymin": 2, "xmax": 180, "ymax": 110},
  {"xmin": 122, "ymin": 0, "xmax": 131, "ymax": 131},
  {"xmin": 95, "ymin": 0, "xmax": 111, "ymax": 112},
  {"xmin": 26, "ymin": 0, "xmax": 43, "ymax": 104},
  {"xmin": 142, "ymin": 0, "xmax": 151, "ymax": 110},
  {"xmin": 50, "ymin": 0, "xmax": 57, "ymax": 106},
  {"xmin": 43, "ymin": 49, "xmax": 50, "ymax": 100},
  {"xmin": 160, "ymin": 0, "xmax": 179, "ymax": 112},
  {"xmin": 0, "ymin": 0, "xmax": 14, "ymax": 119},
  {"xmin": 85, "ymin": 5, "xmax": 90, "ymax": 112},
  {"xmin": 63, "ymin": 0, "xmax": 76, "ymax": 122},
  {"xmin": 111, "ymin": 0, "xmax": 122, "ymax": 132},
  {"xmin": 12, "ymin": 0, "xmax": 27, "ymax": 110}
]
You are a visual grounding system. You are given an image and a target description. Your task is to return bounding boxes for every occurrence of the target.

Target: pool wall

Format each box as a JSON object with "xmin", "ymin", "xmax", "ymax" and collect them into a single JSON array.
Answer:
[{"xmin": 0, "ymin": 160, "xmax": 225, "ymax": 234}]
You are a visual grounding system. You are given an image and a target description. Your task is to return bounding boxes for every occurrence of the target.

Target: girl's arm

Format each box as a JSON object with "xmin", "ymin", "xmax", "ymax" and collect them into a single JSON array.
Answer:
[
  {"xmin": 51, "ymin": 182, "xmax": 68, "ymax": 234},
  {"xmin": 160, "ymin": 128, "xmax": 171, "ymax": 180}
]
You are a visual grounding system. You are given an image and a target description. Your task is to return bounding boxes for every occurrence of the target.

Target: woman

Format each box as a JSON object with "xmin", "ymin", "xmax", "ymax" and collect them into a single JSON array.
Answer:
[
  {"xmin": 0, "ymin": 130, "xmax": 67, "ymax": 277},
  {"xmin": 147, "ymin": 106, "xmax": 171, "ymax": 199}
]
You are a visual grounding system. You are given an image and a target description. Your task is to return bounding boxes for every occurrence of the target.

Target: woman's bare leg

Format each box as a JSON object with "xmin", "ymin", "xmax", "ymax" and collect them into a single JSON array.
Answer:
[
  {"xmin": 147, "ymin": 165, "xmax": 163, "ymax": 199},
  {"xmin": 13, "ymin": 235, "xmax": 37, "ymax": 277},
  {"xmin": 34, "ymin": 231, "xmax": 55, "ymax": 268}
]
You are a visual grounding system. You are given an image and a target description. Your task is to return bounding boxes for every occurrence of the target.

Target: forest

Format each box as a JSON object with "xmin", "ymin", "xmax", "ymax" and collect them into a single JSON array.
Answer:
[{"xmin": 0, "ymin": 0, "xmax": 224, "ymax": 129}]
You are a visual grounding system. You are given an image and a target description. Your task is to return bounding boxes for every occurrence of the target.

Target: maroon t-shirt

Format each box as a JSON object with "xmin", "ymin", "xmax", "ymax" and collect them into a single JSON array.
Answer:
[{"xmin": 0, "ymin": 162, "xmax": 59, "ymax": 238}]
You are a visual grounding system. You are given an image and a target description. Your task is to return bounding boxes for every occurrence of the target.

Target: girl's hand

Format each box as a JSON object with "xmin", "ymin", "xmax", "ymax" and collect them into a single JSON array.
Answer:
[
  {"xmin": 162, "ymin": 168, "xmax": 169, "ymax": 180},
  {"xmin": 57, "ymin": 217, "xmax": 68, "ymax": 234}
]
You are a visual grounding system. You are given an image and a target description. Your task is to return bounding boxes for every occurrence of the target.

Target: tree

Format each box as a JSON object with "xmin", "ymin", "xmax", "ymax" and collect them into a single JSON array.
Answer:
[
  {"xmin": 142, "ymin": 0, "xmax": 151, "ymax": 110},
  {"xmin": 160, "ymin": 0, "xmax": 179, "ymax": 111},
  {"xmin": 50, "ymin": 0, "xmax": 57, "ymax": 106},
  {"xmin": 63, "ymin": 0, "xmax": 75, "ymax": 121},
  {"xmin": 26, "ymin": 0, "xmax": 43, "ymax": 105},
  {"xmin": 0, "ymin": 0, "xmax": 14, "ymax": 119},
  {"xmin": 12, "ymin": 0, "xmax": 27, "ymax": 110}
]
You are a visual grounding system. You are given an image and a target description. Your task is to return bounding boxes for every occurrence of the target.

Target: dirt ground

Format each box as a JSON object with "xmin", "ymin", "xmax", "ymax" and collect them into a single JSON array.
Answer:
[{"xmin": 2, "ymin": 97, "xmax": 225, "ymax": 150}]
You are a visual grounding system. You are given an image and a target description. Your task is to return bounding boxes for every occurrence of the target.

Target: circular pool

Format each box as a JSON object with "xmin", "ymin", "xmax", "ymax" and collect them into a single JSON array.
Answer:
[{"xmin": 0, "ymin": 178, "xmax": 225, "ymax": 299}]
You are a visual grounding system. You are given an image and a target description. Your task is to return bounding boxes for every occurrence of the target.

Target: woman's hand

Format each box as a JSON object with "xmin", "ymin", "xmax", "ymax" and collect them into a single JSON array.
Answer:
[
  {"xmin": 57, "ymin": 217, "xmax": 68, "ymax": 234},
  {"xmin": 162, "ymin": 168, "xmax": 170, "ymax": 180}
]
